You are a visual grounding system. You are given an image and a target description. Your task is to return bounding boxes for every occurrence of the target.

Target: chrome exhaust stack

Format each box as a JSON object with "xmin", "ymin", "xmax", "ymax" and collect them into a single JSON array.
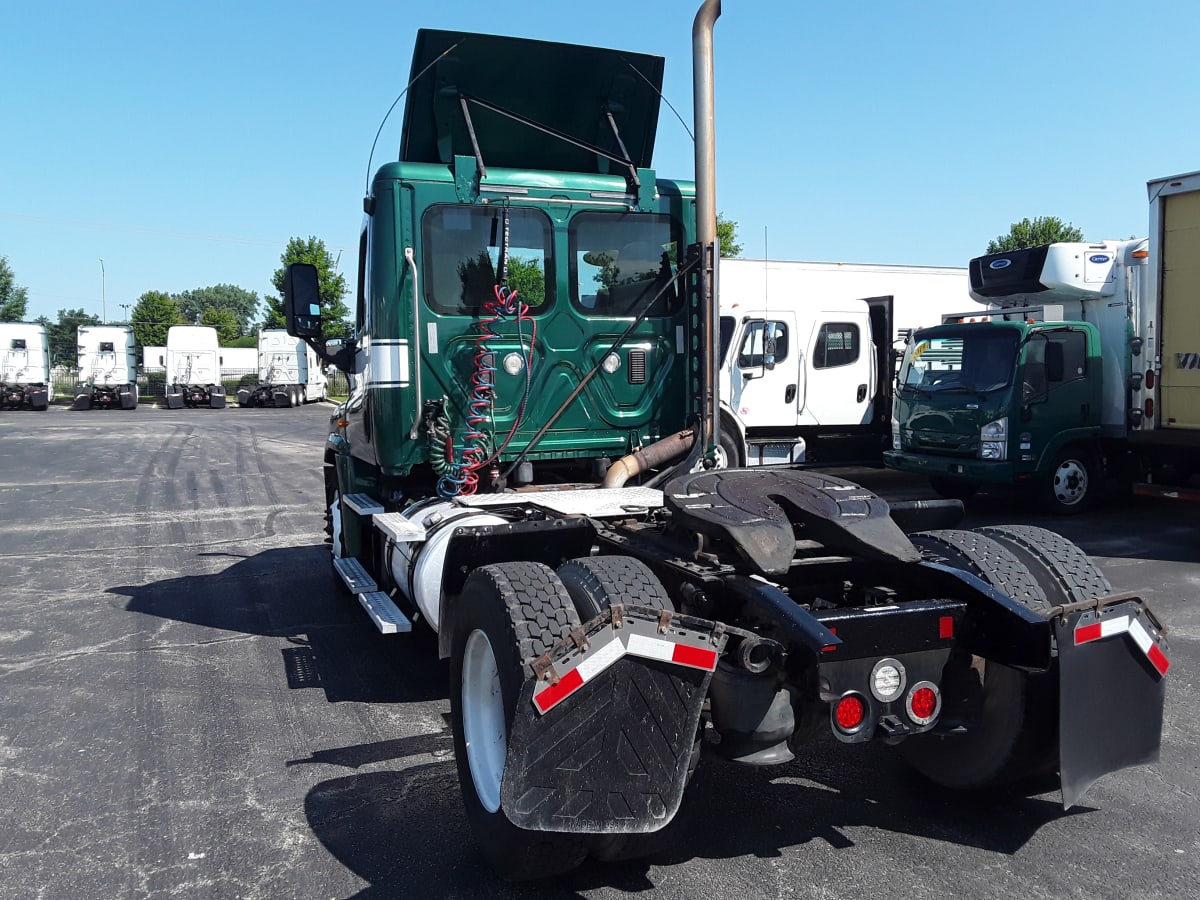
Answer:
[{"xmin": 692, "ymin": 0, "xmax": 721, "ymax": 463}]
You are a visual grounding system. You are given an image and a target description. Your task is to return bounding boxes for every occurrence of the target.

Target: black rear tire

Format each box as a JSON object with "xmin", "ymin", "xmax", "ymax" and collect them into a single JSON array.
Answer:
[
  {"xmin": 557, "ymin": 555, "xmax": 673, "ymax": 621},
  {"xmin": 556, "ymin": 556, "xmax": 697, "ymax": 863},
  {"xmin": 900, "ymin": 529, "xmax": 1051, "ymax": 790},
  {"xmin": 973, "ymin": 525, "xmax": 1112, "ymax": 776},
  {"xmin": 449, "ymin": 563, "xmax": 588, "ymax": 881}
]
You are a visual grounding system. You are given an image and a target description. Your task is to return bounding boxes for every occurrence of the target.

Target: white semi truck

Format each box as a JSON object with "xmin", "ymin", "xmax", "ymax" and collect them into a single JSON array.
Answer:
[
  {"xmin": 718, "ymin": 258, "xmax": 970, "ymax": 465},
  {"xmin": 73, "ymin": 325, "xmax": 138, "ymax": 410},
  {"xmin": 236, "ymin": 329, "xmax": 327, "ymax": 407},
  {"xmin": 163, "ymin": 326, "xmax": 225, "ymax": 409},
  {"xmin": 0, "ymin": 322, "xmax": 51, "ymax": 411}
]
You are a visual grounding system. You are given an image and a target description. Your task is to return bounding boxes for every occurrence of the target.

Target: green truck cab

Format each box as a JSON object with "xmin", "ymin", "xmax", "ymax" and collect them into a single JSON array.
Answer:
[
  {"xmin": 291, "ymin": 29, "xmax": 700, "ymax": 529},
  {"xmin": 885, "ymin": 318, "xmax": 1103, "ymax": 512}
]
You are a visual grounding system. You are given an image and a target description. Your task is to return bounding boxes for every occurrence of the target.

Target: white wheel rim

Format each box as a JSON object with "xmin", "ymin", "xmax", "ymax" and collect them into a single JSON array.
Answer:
[
  {"xmin": 1053, "ymin": 459, "xmax": 1088, "ymax": 506},
  {"xmin": 462, "ymin": 628, "xmax": 506, "ymax": 814},
  {"xmin": 329, "ymin": 493, "xmax": 344, "ymax": 558}
]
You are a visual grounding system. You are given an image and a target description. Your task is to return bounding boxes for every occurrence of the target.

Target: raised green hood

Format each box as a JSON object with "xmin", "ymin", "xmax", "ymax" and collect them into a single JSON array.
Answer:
[{"xmin": 399, "ymin": 29, "xmax": 665, "ymax": 174}]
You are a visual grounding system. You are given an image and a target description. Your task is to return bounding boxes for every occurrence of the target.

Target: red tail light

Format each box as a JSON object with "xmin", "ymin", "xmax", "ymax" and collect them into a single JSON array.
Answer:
[
  {"xmin": 906, "ymin": 682, "xmax": 941, "ymax": 725},
  {"xmin": 1145, "ymin": 369, "xmax": 1154, "ymax": 390},
  {"xmin": 834, "ymin": 694, "xmax": 867, "ymax": 733}
]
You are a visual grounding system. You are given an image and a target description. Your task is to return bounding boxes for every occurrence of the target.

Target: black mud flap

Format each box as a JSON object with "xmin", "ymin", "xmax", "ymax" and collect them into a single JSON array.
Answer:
[
  {"xmin": 1057, "ymin": 597, "xmax": 1169, "ymax": 809},
  {"xmin": 501, "ymin": 606, "xmax": 727, "ymax": 834}
]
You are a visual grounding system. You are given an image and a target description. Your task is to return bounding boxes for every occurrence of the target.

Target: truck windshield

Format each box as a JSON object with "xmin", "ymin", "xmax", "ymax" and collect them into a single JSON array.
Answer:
[{"xmin": 899, "ymin": 329, "xmax": 1019, "ymax": 394}]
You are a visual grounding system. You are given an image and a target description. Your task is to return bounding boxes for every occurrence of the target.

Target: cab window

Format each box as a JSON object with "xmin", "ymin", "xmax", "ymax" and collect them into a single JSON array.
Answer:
[
  {"xmin": 570, "ymin": 212, "xmax": 679, "ymax": 316},
  {"xmin": 813, "ymin": 323, "xmax": 859, "ymax": 369},
  {"xmin": 422, "ymin": 206, "xmax": 553, "ymax": 315},
  {"xmin": 738, "ymin": 321, "xmax": 789, "ymax": 368}
]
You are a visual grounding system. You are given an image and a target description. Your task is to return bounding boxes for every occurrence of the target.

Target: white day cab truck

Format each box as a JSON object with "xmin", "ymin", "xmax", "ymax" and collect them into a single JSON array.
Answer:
[
  {"xmin": 163, "ymin": 325, "xmax": 225, "ymax": 409},
  {"xmin": 283, "ymin": 3, "xmax": 1170, "ymax": 880},
  {"xmin": 886, "ymin": 170, "xmax": 1200, "ymax": 510},
  {"xmin": 718, "ymin": 258, "xmax": 970, "ymax": 465},
  {"xmin": 73, "ymin": 325, "xmax": 138, "ymax": 410},
  {"xmin": 0, "ymin": 322, "xmax": 51, "ymax": 411},
  {"xmin": 237, "ymin": 328, "xmax": 327, "ymax": 408}
]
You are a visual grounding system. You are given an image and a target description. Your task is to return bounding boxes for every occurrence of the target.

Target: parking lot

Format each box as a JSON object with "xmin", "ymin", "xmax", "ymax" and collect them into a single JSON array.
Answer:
[{"xmin": 1, "ymin": 403, "xmax": 1196, "ymax": 899}]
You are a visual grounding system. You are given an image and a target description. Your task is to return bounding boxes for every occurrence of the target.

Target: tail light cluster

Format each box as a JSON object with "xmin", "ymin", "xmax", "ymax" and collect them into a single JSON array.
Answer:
[{"xmin": 831, "ymin": 656, "xmax": 943, "ymax": 736}]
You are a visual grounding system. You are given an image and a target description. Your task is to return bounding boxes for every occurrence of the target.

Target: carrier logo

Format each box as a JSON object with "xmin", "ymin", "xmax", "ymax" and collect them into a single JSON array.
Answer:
[
  {"xmin": 1089, "ymin": 254, "xmax": 1110, "ymax": 264},
  {"xmin": 1176, "ymin": 353, "xmax": 1200, "ymax": 369},
  {"xmin": 989, "ymin": 259, "xmax": 1012, "ymax": 270}
]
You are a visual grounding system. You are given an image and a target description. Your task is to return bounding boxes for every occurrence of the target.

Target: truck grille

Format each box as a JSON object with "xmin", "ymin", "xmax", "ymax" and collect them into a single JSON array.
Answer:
[{"xmin": 908, "ymin": 432, "xmax": 977, "ymax": 456}]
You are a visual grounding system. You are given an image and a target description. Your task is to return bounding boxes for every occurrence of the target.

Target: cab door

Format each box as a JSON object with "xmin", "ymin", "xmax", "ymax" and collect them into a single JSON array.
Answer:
[
  {"xmin": 800, "ymin": 314, "xmax": 874, "ymax": 425},
  {"xmin": 729, "ymin": 315, "xmax": 801, "ymax": 429}
]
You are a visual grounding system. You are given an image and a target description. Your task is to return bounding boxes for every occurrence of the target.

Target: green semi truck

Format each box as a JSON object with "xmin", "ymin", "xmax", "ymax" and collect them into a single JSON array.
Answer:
[{"xmin": 283, "ymin": 2, "xmax": 1171, "ymax": 880}]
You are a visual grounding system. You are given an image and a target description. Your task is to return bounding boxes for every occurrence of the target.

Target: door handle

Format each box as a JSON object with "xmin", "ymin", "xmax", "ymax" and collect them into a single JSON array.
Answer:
[
  {"xmin": 785, "ymin": 384, "xmax": 797, "ymax": 404},
  {"xmin": 857, "ymin": 383, "xmax": 867, "ymax": 403}
]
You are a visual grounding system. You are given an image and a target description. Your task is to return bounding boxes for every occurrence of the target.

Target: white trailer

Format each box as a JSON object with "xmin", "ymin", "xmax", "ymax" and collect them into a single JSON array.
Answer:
[
  {"xmin": 237, "ymin": 329, "xmax": 328, "ymax": 408},
  {"xmin": 164, "ymin": 326, "xmax": 225, "ymax": 409},
  {"xmin": 717, "ymin": 258, "xmax": 971, "ymax": 465},
  {"xmin": 0, "ymin": 322, "xmax": 51, "ymax": 411},
  {"xmin": 74, "ymin": 325, "xmax": 138, "ymax": 410}
]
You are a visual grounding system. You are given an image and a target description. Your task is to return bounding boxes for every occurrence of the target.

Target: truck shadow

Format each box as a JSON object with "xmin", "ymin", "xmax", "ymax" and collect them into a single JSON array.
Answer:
[
  {"xmin": 109, "ymin": 544, "xmax": 447, "ymax": 705},
  {"xmin": 299, "ymin": 733, "xmax": 1079, "ymax": 898}
]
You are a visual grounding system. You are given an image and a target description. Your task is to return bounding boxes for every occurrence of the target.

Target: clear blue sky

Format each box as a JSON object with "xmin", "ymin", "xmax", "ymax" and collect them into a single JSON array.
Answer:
[{"xmin": 3, "ymin": 0, "xmax": 1196, "ymax": 324}]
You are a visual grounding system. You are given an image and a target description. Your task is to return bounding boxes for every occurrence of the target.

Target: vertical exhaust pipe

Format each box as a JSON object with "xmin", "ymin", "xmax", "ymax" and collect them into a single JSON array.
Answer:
[{"xmin": 693, "ymin": 0, "xmax": 721, "ymax": 462}]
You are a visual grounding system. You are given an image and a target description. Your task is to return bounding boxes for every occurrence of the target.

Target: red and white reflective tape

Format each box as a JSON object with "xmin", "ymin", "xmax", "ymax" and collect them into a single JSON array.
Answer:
[
  {"xmin": 1074, "ymin": 612, "xmax": 1170, "ymax": 677},
  {"xmin": 626, "ymin": 633, "xmax": 720, "ymax": 671},
  {"xmin": 532, "ymin": 627, "xmax": 720, "ymax": 715}
]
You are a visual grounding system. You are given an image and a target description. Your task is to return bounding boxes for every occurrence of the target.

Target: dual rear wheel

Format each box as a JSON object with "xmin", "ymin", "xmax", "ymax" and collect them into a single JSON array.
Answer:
[
  {"xmin": 449, "ymin": 556, "xmax": 677, "ymax": 879},
  {"xmin": 901, "ymin": 526, "xmax": 1110, "ymax": 789}
]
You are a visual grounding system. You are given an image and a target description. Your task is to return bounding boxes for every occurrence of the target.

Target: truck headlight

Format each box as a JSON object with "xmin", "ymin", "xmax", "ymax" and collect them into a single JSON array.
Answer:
[
  {"xmin": 979, "ymin": 417, "xmax": 1007, "ymax": 460},
  {"xmin": 891, "ymin": 416, "xmax": 901, "ymax": 450}
]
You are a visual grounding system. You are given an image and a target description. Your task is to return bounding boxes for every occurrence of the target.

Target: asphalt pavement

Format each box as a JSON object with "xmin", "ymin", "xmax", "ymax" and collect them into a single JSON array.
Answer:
[{"xmin": 0, "ymin": 404, "xmax": 1195, "ymax": 899}]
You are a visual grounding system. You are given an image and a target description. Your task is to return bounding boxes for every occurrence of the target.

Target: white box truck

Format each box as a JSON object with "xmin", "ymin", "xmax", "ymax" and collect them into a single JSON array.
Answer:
[
  {"xmin": 886, "ymin": 172, "xmax": 1200, "ymax": 509},
  {"xmin": 717, "ymin": 258, "xmax": 970, "ymax": 465},
  {"xmin": 74, "ymin": 325, "xmax": 138, "ymax": 410},
  {"xmin": 1, "ymin": 322, "xmax": 51, "ymax": 411},
  {"xmin": 237, "ymin": 329, "xmax": 328, "ymax": 407},
  {"xmin": 163, "ymin": 326, "xmax": 225, "ymax": 409}
]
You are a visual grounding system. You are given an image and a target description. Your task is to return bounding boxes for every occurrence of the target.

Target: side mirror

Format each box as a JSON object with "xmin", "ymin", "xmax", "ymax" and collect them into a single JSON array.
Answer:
[{"xmin": 284, "ymin": 264, "xmax": 322, "ymax": 339}]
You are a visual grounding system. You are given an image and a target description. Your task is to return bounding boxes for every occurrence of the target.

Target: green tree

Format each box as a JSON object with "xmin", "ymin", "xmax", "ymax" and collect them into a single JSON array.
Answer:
[
  {"xmin": 199, "ymin": 306, "xmax": 240, "ymax": 343},
  {"xmin": 174, "ymin": 284, "xmax": 259, "ymax": 338},
  {"xmin": 39, "ymin": 308, "xmax": 101, "ymax": 368},
  {"xmin": 717, "ymin": 212, "xmax": 742, "ymax": 258},
  {"xmin": 131, "ymin": 290, "xmax": 183, "ymax": 350},
  {"xmin": 0, "ymin": 255, "xmax": 29, "ymax": 322},
  {"xmin": 267, "ymin": 236, "xmax": 351, "ymax": 339},
  {"xmin": 986, "ymin": 216, "xmax": 1084, "ymax": 254},
  {"xmin": 505, "ymin": 256, "xmax": 545, "ymax": 306}
]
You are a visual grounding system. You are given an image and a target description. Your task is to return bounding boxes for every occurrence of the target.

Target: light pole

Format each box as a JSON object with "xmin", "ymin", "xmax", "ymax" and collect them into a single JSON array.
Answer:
[
  {"xmin": 99, "ymin": 258, "xmax": 107, "ymax": 324},
  {"xmin": 120, "ymin": 303, "xmax": 131, "ymax": 324}
]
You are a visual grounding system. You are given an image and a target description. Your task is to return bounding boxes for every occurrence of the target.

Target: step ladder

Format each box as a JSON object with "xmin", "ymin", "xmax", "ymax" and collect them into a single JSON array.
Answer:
[{"xmin": 333, "ymin": 556, "xmax": 412, "ymax": 634}]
